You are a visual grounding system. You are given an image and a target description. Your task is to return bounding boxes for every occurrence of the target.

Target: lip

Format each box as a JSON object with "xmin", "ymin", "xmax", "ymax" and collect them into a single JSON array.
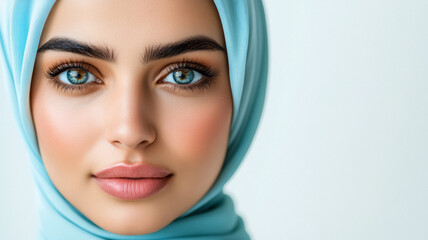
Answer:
[{"xmin": 93, "ymin": 163, "xmax": 173, "ymax": 200}]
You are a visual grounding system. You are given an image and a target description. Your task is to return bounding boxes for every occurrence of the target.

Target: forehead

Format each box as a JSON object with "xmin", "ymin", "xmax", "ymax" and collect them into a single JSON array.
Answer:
[{"xmin": 40, "ymin": 0, "xmax": 224, "ymax": 57}]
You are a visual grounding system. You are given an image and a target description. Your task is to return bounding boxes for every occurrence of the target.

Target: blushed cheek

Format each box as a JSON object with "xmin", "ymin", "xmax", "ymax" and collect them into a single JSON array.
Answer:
[
  {"xmin": 161, "ymin": 95, "xmax": 232, "ymax": 166},
  {"xmin": 32, "ymin": 96, "xmax": 97, "ymax": 180}
]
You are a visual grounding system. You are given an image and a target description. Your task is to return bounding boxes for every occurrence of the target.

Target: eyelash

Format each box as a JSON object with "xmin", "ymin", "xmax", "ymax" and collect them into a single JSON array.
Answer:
[
  {"xmin": 161, "ymin": 59, "xmax": 218, "ymax": 92},
  {"xmin": 45, "ymin": 60, "xmax": 97, "ymax": 93},
  {"xmin": 44, "ymin": 59, "xmax": 219, "ymax": 94}
]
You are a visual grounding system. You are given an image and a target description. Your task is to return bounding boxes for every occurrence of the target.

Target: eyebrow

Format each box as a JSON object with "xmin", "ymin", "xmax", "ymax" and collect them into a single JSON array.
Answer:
[
  {"xmin": 142, "ymin": 35, "xmax": 225, "ymax": 63},
  {"xmin": 37, "ymin": 37, "xmax": 116, "ymax": 62},
  {"xmin": 37, "ymin": 35, "xmax": 225, "ymax": 64}
]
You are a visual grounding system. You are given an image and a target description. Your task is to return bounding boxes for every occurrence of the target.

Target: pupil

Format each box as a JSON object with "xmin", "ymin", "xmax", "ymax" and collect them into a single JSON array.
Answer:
[
  {"xmin": 176, "ymin": 71, "xmax": 186, "ymax": 80},
  {"xmin": 67, "ymin": 68, "xmax": 88, "ymax": 84},
  {"xmin": 70, "ymin": 69, "xmax": 83, "ymax": 80}
]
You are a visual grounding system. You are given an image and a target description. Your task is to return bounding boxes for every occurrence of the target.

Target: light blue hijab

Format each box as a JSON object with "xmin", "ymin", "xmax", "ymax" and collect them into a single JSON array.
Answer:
[{"xmin": 0, "ymin": 1, "xmax": 268, "ymax": 239}]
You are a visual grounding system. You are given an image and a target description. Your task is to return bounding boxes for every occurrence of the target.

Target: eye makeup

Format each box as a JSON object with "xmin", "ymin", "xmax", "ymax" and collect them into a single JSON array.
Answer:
[
  {"xmin": 157, "ymin": 59, "xmax": 219, "ymax": 93},
  {"xmin": 45, "ymin": 59, "xmax": 103, "ymax": 93},
  {"xmin": 44, "ymin": 58, "xmax": 219, "ymax": 94}
]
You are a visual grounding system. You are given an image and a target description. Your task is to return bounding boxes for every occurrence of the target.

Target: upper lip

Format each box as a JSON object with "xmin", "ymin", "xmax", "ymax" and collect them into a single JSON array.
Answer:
[{"xmin": 93, "ymin": 163, "xmax": 172, "ymax": 179}]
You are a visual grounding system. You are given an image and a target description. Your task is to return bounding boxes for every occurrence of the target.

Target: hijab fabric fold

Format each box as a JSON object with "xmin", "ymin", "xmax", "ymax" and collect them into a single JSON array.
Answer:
[{"xmin": 0, "ymin": 1, "xmax": 268, "ymax": 239}]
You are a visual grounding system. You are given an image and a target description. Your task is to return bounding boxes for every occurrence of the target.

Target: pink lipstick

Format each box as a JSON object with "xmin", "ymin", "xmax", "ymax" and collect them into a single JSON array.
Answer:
[{"xmin": 93, "ymin": 163, "xmax": 172, "ymax": 200}]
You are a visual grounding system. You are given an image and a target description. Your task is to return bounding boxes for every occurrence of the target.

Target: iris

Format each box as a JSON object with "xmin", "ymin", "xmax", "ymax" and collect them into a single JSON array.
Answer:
[
  {"xmin": 66, "ymin": 69, "xmax": 89, "ymax": 84},
  {"xmin": 173, "ymin": 69, "xmax": 194, "ymax": 84}
]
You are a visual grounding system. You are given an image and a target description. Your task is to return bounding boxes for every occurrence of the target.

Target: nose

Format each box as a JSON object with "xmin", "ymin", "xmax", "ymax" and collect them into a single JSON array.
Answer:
[{"xmin": 105, "ymin": 82, "xmax": 156, "ymax": 150}]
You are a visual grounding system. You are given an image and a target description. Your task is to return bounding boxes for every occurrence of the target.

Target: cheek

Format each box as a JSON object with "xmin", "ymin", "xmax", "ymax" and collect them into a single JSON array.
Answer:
[
  {"xmin": 31, "ymin": 92, "xmax": 99, "ymax": 179},
  {"xmin": 160, "ymin": 93, "xmax": 232, "ymax": 166},
  {"xmin": 156, "ymin": 87, "xmax": 233, "ymax": 209}
]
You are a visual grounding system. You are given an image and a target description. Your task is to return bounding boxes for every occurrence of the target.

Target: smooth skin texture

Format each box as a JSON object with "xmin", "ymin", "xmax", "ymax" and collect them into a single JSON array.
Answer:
[{"xmin": 30, "ymin": 0, "xmax": 232, "ymax": 235}]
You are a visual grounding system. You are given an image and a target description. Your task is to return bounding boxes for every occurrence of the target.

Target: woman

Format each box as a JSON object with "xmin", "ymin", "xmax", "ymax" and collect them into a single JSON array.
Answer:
[{"xmin": 0, "ymin": 0, "xmax": 268, "ymax": 239}]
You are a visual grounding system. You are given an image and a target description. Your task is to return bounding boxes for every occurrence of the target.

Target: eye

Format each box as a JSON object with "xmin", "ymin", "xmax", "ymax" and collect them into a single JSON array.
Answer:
[
  {"xmin": 164, "ymin": 68, "xmax": 203, "ymax": 85},
  {"xmin": 57, "ymin": 68, "xmax": 96, "ymax": 85}
]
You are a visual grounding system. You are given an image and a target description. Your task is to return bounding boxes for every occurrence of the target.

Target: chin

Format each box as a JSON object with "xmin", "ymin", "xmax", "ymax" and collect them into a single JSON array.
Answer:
[
  {"xmin": 96, "ymin": 218, "xmax": 170, "ymax": 236},
  {"xmin": 89, "ymin": 207, "xmax": 175, "ymax": 236},
  {"xmin": 105, "ymin": 225, "xmax": 166, "ymax": 236}
]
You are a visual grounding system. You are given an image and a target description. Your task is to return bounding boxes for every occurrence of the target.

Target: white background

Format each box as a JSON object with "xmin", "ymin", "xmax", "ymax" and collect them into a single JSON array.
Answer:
[{"xmin": 1, "ymin": 0, "xmax": 428, "ymax": 239}]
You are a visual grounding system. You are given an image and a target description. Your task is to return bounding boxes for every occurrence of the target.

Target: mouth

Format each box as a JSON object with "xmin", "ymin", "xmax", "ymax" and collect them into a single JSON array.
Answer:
[{"xmin": 92, "ymin": 163, "xmax": 173, "ymax": 200}]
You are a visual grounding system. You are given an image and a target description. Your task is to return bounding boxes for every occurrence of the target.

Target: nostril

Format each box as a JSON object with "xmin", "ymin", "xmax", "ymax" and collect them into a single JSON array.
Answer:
[
  {"xmin": 110, "ymin": 127, "xmax": 156, "ymax": 150},
  {"xmin": 106, "ymin": 111, "xmax": 157, "ymax": 149}
]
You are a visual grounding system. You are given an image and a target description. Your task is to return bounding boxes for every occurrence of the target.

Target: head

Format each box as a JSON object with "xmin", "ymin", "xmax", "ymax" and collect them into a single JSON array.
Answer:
[
  {"xmin": 30, "ymin": 0, "xmax": 232, "ymax": 235},
  {"xmin": 1, "ymin": 0, "xmax": 267, "ymax": 238}
]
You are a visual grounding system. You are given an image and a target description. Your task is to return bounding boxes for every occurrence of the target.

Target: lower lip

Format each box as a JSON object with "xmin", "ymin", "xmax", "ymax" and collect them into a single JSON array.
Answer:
[{"xmin": 94, "ymin": 176, "xmax": 171, "ymax": 200}]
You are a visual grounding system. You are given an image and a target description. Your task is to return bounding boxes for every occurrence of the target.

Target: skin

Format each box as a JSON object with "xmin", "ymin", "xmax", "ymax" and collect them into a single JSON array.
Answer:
[{"xmin": 30, "ymin": 0, "xmax": 232, "ymax": 235}]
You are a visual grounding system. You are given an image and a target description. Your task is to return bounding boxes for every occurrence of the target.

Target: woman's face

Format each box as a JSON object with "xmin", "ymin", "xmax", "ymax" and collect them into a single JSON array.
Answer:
[{"xmin": 30, "ymin": 0, "xmax": 232, "ymax": 235}]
